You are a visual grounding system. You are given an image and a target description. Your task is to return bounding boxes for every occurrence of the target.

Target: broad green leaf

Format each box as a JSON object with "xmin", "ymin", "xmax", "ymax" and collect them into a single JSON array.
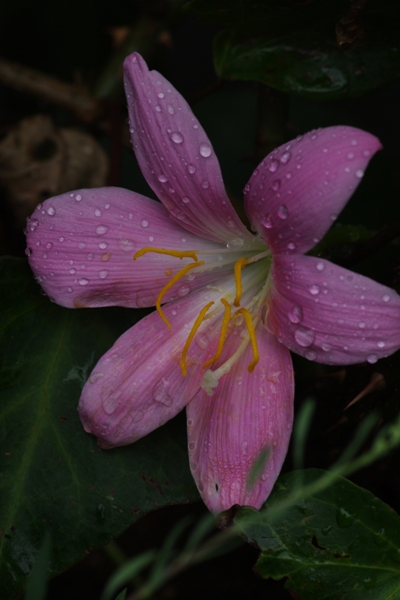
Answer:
[
  {"xmin": 186, "ymin": 0, "xmax": 400, "ymax": 99},
  {"xmin": 235, "ymin": 469, "xmax": 400, "ymax": 599},
  {"xmin": 0, "ymin": 257, "xmax": 198, "ymax": 600}
]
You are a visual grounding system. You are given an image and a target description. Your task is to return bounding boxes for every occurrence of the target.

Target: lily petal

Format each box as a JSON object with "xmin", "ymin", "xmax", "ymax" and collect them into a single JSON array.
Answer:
[
  {"xmin": 123, "ymin": 53, "xmax": 253, "ymax": 244},
  {"xmin": 26, "ymin": 187, "xmax": 230, "ymax": 308},
  {"xmin": 187, "ymin": 326, "xmax": 294, "ymax": 513},
  {"xmin": 267, "ymin": 254, "xmax": 400, "ymax": 365},
  {"xmin": 245, "ymin": 126, "xmax": 382, "ymax": 255},
  {"xmin": 79, "ymin": 275, "xmax": 239, "ymax": 447}
]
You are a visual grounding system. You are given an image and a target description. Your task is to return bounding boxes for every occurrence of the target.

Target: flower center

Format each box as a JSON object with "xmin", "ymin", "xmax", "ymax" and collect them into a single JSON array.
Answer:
[{"xmin": 133, "ymin": 245, "xmax": 271, "ymax": 390}]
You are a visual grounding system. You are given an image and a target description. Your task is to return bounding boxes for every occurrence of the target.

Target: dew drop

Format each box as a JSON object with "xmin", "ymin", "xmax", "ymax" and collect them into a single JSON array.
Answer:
[
  {"xmin": 99, "ymin": 270, "xmax": 108, "ymax": 279},
  {"xmin": 47, "ymin": 206, "xmax": 55, "ymax": 216},
  {"xmin": 201, "ymin": 181, "xmax": 209, "ymax": 189},
  {"xmin": 187, "ymin": 164, "xmax": 196, "ymax": 174},
  {"xmin": 158, "ymin": 174, "xmax": 168, "ymax": 183},
  {"xmin": 119, "ymin": 239, "xmax": 135, "ymax": 252},
  {"xmin": 367, "ymin": 354, "xmax": 378, "ymax": 364},
  {"xmin": 141, "ymin": 219, "xmax": 149, "ymax": 228},
  {"xmin": 382, "ymin": 294, "xmax": 391, "ymax": 302},
  {"xmin": 29, "ymin": 219, "xmax": 39, "ymax": 231},
  {"xmin": 75, "ymin": 194, "xmax": 82, "ymax": 201},
  {"xmin": 167, "ymin": 104, "xmax": 175, "ymax": 115},
  {"xmin": 287, "ymin": 242, "xmax": 296, "ymax": 250},
  {"xmin": 306, "ymin": 350, "xmax": 317, "ymax": 361},
  {"xmin": 322, "ymin": 343, "xmax": 331, "ymax": 352},
  {"xmin": 316, "ymin": 262, "xmax": 325, "ymax": 271},
  {"xmin": 99, "ymin": 242, "xmax": 107, "ymax": 250},
  {"xmin": 272, "ymin": 179, "xmax": 281, "ymax": 191},
  {"xmin": 262, "ymin": 214, "xmax": 273, "ymax": 229},
  {"xmin": 171, "ymin": 132, "xmax": 183, "ymax": 144},
  {"xmin": 289, "ymin": 305, "xmax": 303, "ymax": 324},
  {"xmin": 182, "ymin": 196, "xmax": 190, "ymax": 204},
  {"xmin": 95, "ymin": 209, "xmax": 102, "ymax": 217},
  {"xmin": 347, "ymin": 152, "xmax": 355, "ymax": 160},
  {"xmin": 268, "ymin": 159, "xmax": 279, "ymax": 172},
  {"xmin": 355, "ymin": 169, "xmax": 364, "ymax": 178},
  {"xmin": 295, "ymin": 327, "xmax": 315, "ymax": 347},
  {"xmin": 199, "ymin": 143, "xmax": 212, "ymax": 158},
  {"xmin": 277, "ymin": 205, "xmax": 288, "ymax": 219},
  {"xmin": 177, "ymin": 285, "xmax": 190, "ymax": 297},
  {"xmin": 157, "ymin": 92, "xmax": 164, "ymax": 99},
  {"xmin": 78, "ymin": 278, "xmax": 89, "ymax": 286},
  {"xmin": 280, "ymin": 151, "xmax": 291, "ymax": 164},
  {"xmin": 96, "ymin": 225, "xmax": 108, "ymax": 235},
  {"xmin": 377, "ymin": 341, "xmax": 385, "ymax": 349},
  {"xmin": 309, "ymin": 284, "xmax": 320, "ymax": 296},
  {"xmin": 59, "ymin": 236, "xmax": 65, "ymax": 242},
  {"xmin": 154, "ymin": 104, "xmax": 161, "ymax": 112},
  {"xmin": 45, "ymin": 242, "xmax": 53, "ymax": 250}
]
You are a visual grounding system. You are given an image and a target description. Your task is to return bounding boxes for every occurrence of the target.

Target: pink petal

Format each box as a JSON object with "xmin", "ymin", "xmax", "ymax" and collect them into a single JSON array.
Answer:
[
  {"xmin": 267, "ymin": 254, "xmax": 400, "ymax": 365},
  {"xmin": 79, "ymin": 275, "xmax": 241, "ymax": 448},
  {"xmin": 187, "ymin": 326, "xmax": 294, "ymax": 513},
  {"xmin": 26, "ymin": 187, "xmax": 229, "ymax": 308},
  {"xmin": 123, "ymin": 53, "xmax": 253, "ymax": 244},
  {"xmin": 244, "ymin": 126, "xmax": 382, "ymax": 255}
]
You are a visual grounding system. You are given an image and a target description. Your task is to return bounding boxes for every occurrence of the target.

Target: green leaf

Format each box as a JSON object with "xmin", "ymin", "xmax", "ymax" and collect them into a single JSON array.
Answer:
[
  {"xmin": 187, "ymin": 0, "xmax": 400, "ymax": 99},
  {"xmin": 235, "ymin": 469, "xmax": 400, "ymax": 599},
  {"xmin": 24, "ymin": 531, "xmax": 51, "ymax": 600},
  {"xmin": 0, "ymin": 257, "xmax": 198, "ymax": 600}
]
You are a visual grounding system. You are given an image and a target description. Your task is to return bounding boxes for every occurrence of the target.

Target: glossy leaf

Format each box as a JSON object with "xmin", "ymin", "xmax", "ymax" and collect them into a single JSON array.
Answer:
[
  {"xmin": 0, "ymin": 257, "xmax": 198, "ymax": 600},
  {"xmin": 186, "ymin": 0, "xmax": 400, "ymax": 99},
  {"xmin": 235, "ymin": 469, "xmax": 400, "ymax": 599}
]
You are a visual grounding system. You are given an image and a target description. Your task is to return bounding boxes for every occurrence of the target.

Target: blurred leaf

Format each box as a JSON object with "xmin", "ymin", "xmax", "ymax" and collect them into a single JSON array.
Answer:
[
  {"xmin": 101, "ymin": 552, "xmax": 155, "ymax": 600},
  {"xmin": 186, "ymin": 0, "xmax": 400, "ymax": 99},
  {"xmin": 235, "ymin": 469, "xmax": 400, "ymax": 599},
  {"xmin": 0, "ymin": 257, "xmax": 198, "ymax": 600},
  {"xmin": 24, "ymin": 531, "xmax": 51, "ymax": 600}
]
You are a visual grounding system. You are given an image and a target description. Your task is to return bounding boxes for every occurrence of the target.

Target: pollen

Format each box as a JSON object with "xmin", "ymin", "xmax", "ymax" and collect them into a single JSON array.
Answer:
[
  {"xmin": 180, "ymin": 301, "xmax": 215, "ymax": 376},
  {"xmin": 234, "ymin": 308, "xmax": 259, "ymax": 372},
  {"xmin": 203, "ymin": 298, "xmax": 231, "ymax": 369}
]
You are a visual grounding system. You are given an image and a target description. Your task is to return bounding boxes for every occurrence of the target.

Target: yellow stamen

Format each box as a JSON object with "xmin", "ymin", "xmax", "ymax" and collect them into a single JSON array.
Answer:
[
  {"xmin": 133, "ymin": 247, "xmax": 198, "ymax": 261},
  {"xmin": 233, "ymin": 258, "xmax": 248, "ymax": 307},
  {"xmin": 180, "ymin": 301, "xmax": 215, "ymax": 376},
  {"xmin": 203, "ymin": 298, "xmax": 231, "ymax": 369},
  {"xmin": 234, "ymin": 308, "xmax": 259, "ymax": 372},
  {"xmin": 156, "ymin": 261, "xmax": 205, "ymax": 328}
]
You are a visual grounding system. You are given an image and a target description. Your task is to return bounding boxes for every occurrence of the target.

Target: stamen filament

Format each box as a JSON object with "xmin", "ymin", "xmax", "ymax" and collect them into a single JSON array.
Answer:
[
  {"xmin": 156, "ymin": 261, "xmax": 205, "ymax": 328},
  {"xmin": 234, "ymin": 308, "xmax": 259, "ymax": 372},
  {"xmin": 133, "ymin": 247, "xmax": 199, "ymax": 261},
  {"xmin": 180, "ymin": 301, "xmax": 215, "ymax": 376},
  {"xmin": 233, "ymin": 258, "xmax": 248, "ymax": 307},
  {"xmin": 203, "ymin": 298, "xmax": 231, "ymax": 369}
]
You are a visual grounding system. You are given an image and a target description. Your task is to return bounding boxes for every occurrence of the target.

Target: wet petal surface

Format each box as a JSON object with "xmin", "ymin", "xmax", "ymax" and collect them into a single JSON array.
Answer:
[
  {"xmin": 267, "ymin": 254, "xmax": 400, "ymax": 365},
  {"xmin": 245, "ymin": 126, "xmax": 381, "ymax": 255},
  {"xmin": 26, "ymin": 187, "xmax": 232, "ymax": 308},
  {"xmin": 187, "ymin": 326, "xmax": 294, "ymax": 513},
  {"xmin": 123, "ymin": 53, "xmax": 253, "ymax": 245}
]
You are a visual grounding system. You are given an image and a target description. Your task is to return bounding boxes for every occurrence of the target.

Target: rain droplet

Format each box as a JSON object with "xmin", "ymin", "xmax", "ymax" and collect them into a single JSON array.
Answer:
[
  {"xmin": 309, "ymin": 284, "xmax": 320, "ymax": 296},
  {"xmin": 187, "ymin": 164, "xmax": 196, "ymax": 174},
  {"xmin": 287, "ymin": 242, "xmax": 296, "ymax": 250},
  {"xmin": 95, "ymin": 209, "xmax": 102, "ymax": 217},
  {"xmin": 367, "ymin": 354, "xmax": 378, "ymax": 364},
  {"xmin": 280, "ymin": 151, "xmax": 291, "ymax": 164},
  {"xmin": 322, "ymin": 343, "xmax": 331, "ymax": 352},
  {"xmin": 199, "ymin": 143, "xmax": 212, "ymax": 158},
  {"xmin": 182, "ymin": 196, "xmax": 190, "ymax": 204},
  {"xmin": 268, "ymin": 159, "xmax": 279, "ymax": 172},
  {"xmin": 29, "ymin": 219, "xmax": 39, "ymax": 231},
  {"xmin": 25, "ymin": 247, "xmax": 33, "ymax": 256},
  {"xmin": 59, "ymin": 236, "xmax": 65, "ymax": 242},
  {"xmin": 119, "ymin": 239, "xmax": 135, "ymax": 252},
  {"xmin": 316, "ymin": 262, "xmax": 324, "ymax": 271},
  {"xmin": 171, "ymin": 132, "xmax": 183, "ymax": 144},
  {"xmin": 99, "ymin": 270, "xmax": 108, "ymax": 279},
  {"xmin": 96, "ymin": 225, "xmax": 108, "ymax": 235},
  {"xmin": 289, "ymin": 305, "xmax": 303, "ymax": 324},
  {"xmin": 167, "ymin": 104, "xmax": 175, "ymax": 115},
  {"xmin": 158, "ymin": 174, "xmax": 168, "ymax": 183},
  {"xmin": 141, "ymin": 219, "xmax": 149, "ymax": 228},
  {"xmin": 157, "ymin": 92, "xmax": 164, "ymax": 99},
  {"xmin": 262, "ymin": 214, "xmax": 273, "ymax": 229},
  {"xmin": 277, "ymin": 205, "xmax": 288, "ymax": 219},
  {"xmin": 45, "ymin": 242, "xmax": 53, "ymax": 250},
  {"xmin": 272, "ymin": 179, "xmax": 281, "ymax": 191},
  {"xmin": 355, "ymin": 169, "xmax": 364, "ymax": 178},
  {"xmin": 306, "ymin": 350, "xmax": 317, "ymax": 361},
  {"xmin": 382, "ymin": 294, "xmax": 390, "ymax": 302},
  {"xmin": 177, "ymin": 285, "xmax": 190, "ymax": 297},
  {"xmin": 330, "ymin": 213, "xmax": 337, "ymax": 221},
  {"xmin": 99, "ymin": 242, "xmax": 107, "ymax": 250},
  {"xmin": 47, "ymin": 207, "xmax": 55, "ymax": 216},
  {"xmin": 347, "ymin": 152, "xmax": 355, "ymax": 160},
  {"xmin": 154, "ymin": 105, "xmax": 161, "ymax": 112},
  {"xmin": 75, "ymin": 194, "xmax": 82, "ymax": 201},
  {"xmin": 201, "ymin": 181, "xmax": 209, "ymax": 189},
  {"xmin": 78, "ymin": 278, "xmax": 89, "ymax": 286},
  {"xmin": 377, "ymin": 341, "xmax": 385, "ymax": 348},
  {"xmin": 295, "ymin": 327, "xmax": 315, "ymax": 347}
]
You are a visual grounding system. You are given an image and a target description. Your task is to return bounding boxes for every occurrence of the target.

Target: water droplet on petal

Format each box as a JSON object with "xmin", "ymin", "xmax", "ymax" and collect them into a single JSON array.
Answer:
[
  {"xmin": 99, "ymin": 242, "xmax": 107, "ymax": 250},
  {"xmin": 367, "ymin": 354, "xmax": 378, "ymax": 364},
  {"xmin": 322, "ymin": 343, "xmax": 331, "ymax": 352},
  {"xmin": 355, "ymin": 169, "xmax": 364, "ymax": 178},
  {"xmin": 141, "ymin": 219, "xmax": 149, "ymax": 228},
  {"xmin": 167, "ymin": 104, "xmax": 174, "ymax": 115},
  {"xmin": 309, "ymin": 284, "xmax": 320, "ymax": 296},
  {"xmin": 177, "ymin": 285, "xmax": 190, "ymax": 297},
  {"xmin": 187, "ymin": 164, "xmax": 196, "ymax": 174},
  {"xmin": 154, "ymin": 104, "xmax": 161, "ymax": 112},
  {"xmin": 289, "ymin": 305, "xmax": 303, "ymax": 324},
  {"xmin": 79, "ymin": 278, "xmax": 89, "ymax": 286},
  {"xmin": 295, "ymin": 327, "xmax": 315, "ymax": 347},
  {"xmin": 158, "ymin": 174, "xmax": 168, "ymax": 183},
  {"xmin": 268, "ymin": 159, "xmax": 279, "ymax": 172},
  {"xmin": 99, "ymin": 270, "xmax": 108, "ymax": 279},
  {"xmin": 316, "ymin": 262, "xmax": 324, "ymax": 271},
  {"xmin": 201, "ymin": 181, "xmax": 209, "ymax": 189},
  {"xmin": 171, "ymin": 132, "xmax": 183, "ymax": 144},
  {"xmin": 280, "ymin": 151, "xmax": 291, "ymax": 164},
  {"xmin": 272, "ymin": 179, "xmax": 281, "ymax": 191},
  {"xmin": 377, "ymin": 341, "xmax": 385, "ymax": 348},
  {"xmin": 45, "ymin": 242, "xmax": 53, "ymax": 250},
  {"xmin": 75, "ymin": 194, "xmax": 82, "ymax": 201},
  {"xmin": 287, "ymin": 242, "xmax": 296, "ymax": 250},
  {"xmin": 157, "ymin": 92, "xmax": 164, "ymax": 99},
  {"xmin": 277, "ymin": 205, "xmax": 288, "ymax": 219},
  {"xmin": 306, "ymin": 350, "xmax": 317, "ymax": 361},
  {"xmin": 262, "ymin": 214, "xmax": 273, "ymax": 229},
  {"xmin": 47, "ymin": 207, "xmax": 55, "ymax": 216},
  {"xmin": 29, "ymin": 219, "xmax": 39, "ymax": 231},
  {"xmin": 95, "ymin": 209, "xmax": 102, "ymax": 217},
  {"xmin": 382, "ymin": 294, "xmax": 391, "ymax": 302},
  {"xmin": 199, "ymin": 143, "xmax": 212, "ymax": 157},
  {"xmin": 96, "ymin": 225, "xmax": 108, "ymax": 235},
  {"xmin": 182, "ymin": 196, "xmax": 190, "ymax": 204}
]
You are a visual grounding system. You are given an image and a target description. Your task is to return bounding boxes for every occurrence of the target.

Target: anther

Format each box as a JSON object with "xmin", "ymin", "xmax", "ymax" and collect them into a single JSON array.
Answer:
[
  {"xmin": 234, "ymin": 308, "xmax": 259, "ymax": 372},
  {"xmin": 156, "ymin": 261, "xmax": 205, "ymax": 328},
  {"xmin": 233, "ymin": 258, "xmax": 248, "ymax": 307},
  {"xmin": 203, "ymin": 299, "xmax": 231, "ymax": 369},
  {"xmin": 180, "ymin": 301, "xmax": 215, "ymax": 376},
  {"xmin": 133, "ymin": 247, "xmax": 199, "ymax": 262}
]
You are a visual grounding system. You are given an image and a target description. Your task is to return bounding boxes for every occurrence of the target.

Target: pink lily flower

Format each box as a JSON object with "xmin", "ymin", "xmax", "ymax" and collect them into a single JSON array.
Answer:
[{"xmin": 25, "ymin": 53, "xmax": 400, "ymax": 514}]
